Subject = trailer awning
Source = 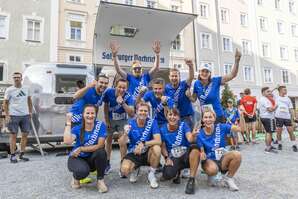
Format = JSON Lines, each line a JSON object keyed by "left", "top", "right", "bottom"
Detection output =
{"left": 94, "top": 1, "right": 197, "bottom": 68}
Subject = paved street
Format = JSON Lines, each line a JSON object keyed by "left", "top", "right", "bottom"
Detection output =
{"left": 1, "top": 138, "right": 298, "bottom": 199}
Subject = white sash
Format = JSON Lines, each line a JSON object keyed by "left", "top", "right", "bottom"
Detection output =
{"left": 170, "top": 122, "right": 187, "bottom": 158}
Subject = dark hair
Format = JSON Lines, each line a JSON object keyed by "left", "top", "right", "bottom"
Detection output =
{"left": 197, "top": 72, "right": 211, "bottom": 83}
{"left": 13, "top": 72, "right": 22, "bottom": 77}
{"left": 76, "top": 80, "right": 85, "bottom": 89}
{"left": 169, "top": 68, "right": 180, "bottom": 75}
{"left": 244, "top": 88, "right": 251, "bottom": 95}
{"left": 97, "top": 73, "right": 109, "bottom": 80}
{"left": 166, "top": 107, "right": 180, "bottom": 117}
{"left": 136, "top": 101, "right": 150, "bottom": 112}
{"left": 278, "top": 85, "right": 286, "bottom": 92}
{"left": 115, "top": 78, "right": 128, "bottom": 86}
{"left": 151, "top": 78, "right": 165, "bottom": 86}
{"left": 80, "top": 104, "right": 98, "bottom": 144}
{"left": 261, "top": 87, "right": 270, "bottom": 94}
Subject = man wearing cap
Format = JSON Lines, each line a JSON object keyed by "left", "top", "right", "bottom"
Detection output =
{"left": 110, "top": 41, "right": 161, "bottom": 100}
{"left": 224, "top": 99, "right": 240, "bottom": 150}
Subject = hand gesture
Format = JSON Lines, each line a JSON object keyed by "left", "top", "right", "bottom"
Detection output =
{"left": 161, "top": 96, "right": 168, "bottom": 104}
{"left": 235, "top": 48, "right": 242, "bottom": 61}
{"left": 185, "top": 89, "right": 192, "bottom": 98}
{"left": 185, "top": 59, "right": 193, "bottom": 68}
{"left": 124, "top": 124, "right": 131, "bottom": 135}
{"left": 110, "top": 41, "right": 120, "bottom": 57}
{"left": 200, "top": 152, "right": 206, "bottom": 161}
{"left": 152, "top": 40, "right": 161, "bottom": 54}
{"left": 139, "top": 86, "right": 148, "bottom": 95}
{"left": 116, "top": 95, "right": 124, "bottom": 105}
{"left": 72, "top": 147, "right": 81, "bottom": 157}
{"left": 66, "top": 113, "right": 72, "bottom": 124}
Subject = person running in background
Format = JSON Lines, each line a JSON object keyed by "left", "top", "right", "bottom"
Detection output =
{"left": 69, "top": 74, "right": 109, "bottom": 127}
{"left": 259, "top": 87, "right": 278, "bottom": 154}
{"left": 103, "top": 78, "right": 135, "bottom": 174}
{"left": 197, "top": 109, "right": 242, "bottom": 191}
{"left": 161, "top": 108, "right": 200, "bottom": 194}
{"left": 110, "top": 41, "right": 160, "bottom": 100}
{"left": 64, "top": 105, "right": 108, "bottom": 193}
{"left": 189, "top": 49, "right": 242, "bottom": 123}
{"left": 240, "top": 88, "right": 257, "bottom": 144}
{"left": 165, "top": 59, "right": 194, "bottom": 129}
{"left": 224, "top": 99, "right": 240, "bottom": 150}
{"left": 120, "top": 102, "right": 161, "bottom": 189}
{"left": 274, "top": 85, "right": 297, "bottom": 152}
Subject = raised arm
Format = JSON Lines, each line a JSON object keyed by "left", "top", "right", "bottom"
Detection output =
{"left": 110, "top": 41, "right": 127, "bottom": 79}
{"left": 149, "top": 41, "right": 161, "bottom": 76}
{"left": 73, "top": 80, "right": 96, "bottom": 100}
{"left": 222, "top": 48, "right": 242, "bottom": 84}
{"left": 185, "top": 59, "right": 194, "bottom": 86}
{"left": 63, "top": 113, "right": 75, "bottom": 145}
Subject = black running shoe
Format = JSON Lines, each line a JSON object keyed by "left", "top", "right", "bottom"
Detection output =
{"left": 185, "top": 177, "right": 195, "bottom": 194}
{"left": 10, "top": 154, "right": 18, "bottom": 163}
{"left": 19, "top": 152, "right": 29, "bottom": 162}
{"left": 173, "top": 171, "right": 181, "bottom": 184}
{"left": 292, "top": 145, "right": 298, "bottom": 152}
{"left": 278, "top": 144, "right": 282, "bottom": 150}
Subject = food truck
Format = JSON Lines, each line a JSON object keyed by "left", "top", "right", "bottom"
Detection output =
{"left": 0, "top": 1, "right": 196, "bottom": 150}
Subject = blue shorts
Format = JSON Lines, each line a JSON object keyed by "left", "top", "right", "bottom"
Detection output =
{"left": 8, "top": 115, "right": 31, "bottom": 134}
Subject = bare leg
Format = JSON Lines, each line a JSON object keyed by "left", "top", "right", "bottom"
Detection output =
{"left": 105, "top": 135, "right": 113, "bottom": 161}
{"left": 118, "top": 133, "right": 127, "bottom": 160}
{"left": 20, "top": 133, "right": 28, "bottom": 153}
{"left": 221, "top": 151, "right": 242, "bottom": 177}
{"left": 10, "top": 133, "right": 17, "bottom": 154}
{"left": 148, "top": 145, "right": 161, "bottom": 168}
{"left": 189, "top": 149, "right": 200, "bottom": 177}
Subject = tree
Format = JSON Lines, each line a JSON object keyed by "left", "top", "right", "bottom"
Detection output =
{"left": 221, "top": 84, "right": 236, "bottom": 108}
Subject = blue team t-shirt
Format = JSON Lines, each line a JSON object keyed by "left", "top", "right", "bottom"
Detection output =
{"left": 165, "top": 80, "right": 194, "bottom": 117}
{"left": 160, "top": 122, "right": 191, "bottom": 154}
{"left": 197, "top": 123, "right": 231, "bottom": 160}
{"left": 223, "top": 108, "right": 240, "bottom": 125}
{"left": 127, "top": 73, "right": 151, "bottom": 99}
{"left": 103, "top": 88, "right": 134, "bottom": 120}
{"left": 69, "top": 87, "right": 103, "bottom": 115}
{"left": 143, "top": 91, "right": 174, "bottom": 125}
{"left": 193, "top": 76, "right": 223, "bottom": 118}
{"left": 71, "top": 120, "right": 106, "bottom": 158}
{"left": 127, "top": 118, "right": 160, "bottom": 153}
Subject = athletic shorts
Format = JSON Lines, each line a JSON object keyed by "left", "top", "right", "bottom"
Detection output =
{"left": 260, "top": 118, "right": 276, "bottom": 133}
{"left": 244, "top": 115, "right": 256, "bottom": 123}
{"left": 201, "top": 156, "right": 228, "bottom": 174}
{"left": 107, "top": 119, "right": 127, "bottom": 135}
{"left": 168, "top": 145, "right": 198, "bottom": 169}
{"left": 7, "top": 115, "right": 31, "bottom": 134}
{"left": 275, "top": 117, "right": 292, "bottom": 128}
{"left": 123, "top": 150, "right": 150, "bottom": 168}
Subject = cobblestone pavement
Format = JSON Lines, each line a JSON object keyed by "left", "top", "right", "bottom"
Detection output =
{"left": 0, "top": 139, "right": 298, "bottom": 199}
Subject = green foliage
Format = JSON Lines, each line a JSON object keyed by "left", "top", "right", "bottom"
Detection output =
{"left": 221, "top": 84, "right": 236, "bottom": 108}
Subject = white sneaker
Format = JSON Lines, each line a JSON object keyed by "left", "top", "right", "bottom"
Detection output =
{"left": 223, "top": 176, "right": 239, "bottom": 191}
{"left": 97, "top": 179, "right": 108, "bottom": 193}
{"left": 181, "top": 168, "right": 190, "bottom": 178}
{"left": 148, "top": 171, "right": 159, "bottom": 189}
{"left": 129, "top": 168, "right": 140, "bottom": 183}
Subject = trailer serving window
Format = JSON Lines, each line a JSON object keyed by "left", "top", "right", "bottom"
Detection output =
{"left": 55, "top": 74, "right": 86, "bottom": 94}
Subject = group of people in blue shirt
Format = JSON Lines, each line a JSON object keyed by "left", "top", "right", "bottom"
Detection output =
{"left": 63, "top": 40, "right": 243, "bottom": 194}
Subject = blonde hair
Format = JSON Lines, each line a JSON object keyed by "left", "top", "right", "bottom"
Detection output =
{"left": 202, "top": 108, "right": 216, "bottom": 119}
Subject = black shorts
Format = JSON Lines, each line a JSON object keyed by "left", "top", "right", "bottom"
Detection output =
{"left": 123, "top": 150, "right": 150, "bottom": 168}
{"left": 275, "top": 118, "right": 292, "bottom": 128}
{"left": 201, "top": 156, "right": 228, "bottom": 174}
{"left": 169, "top": 145, "right": 198, "bottom": 168}
{"left": 244, "top": 115, "right": 256, "bottom": 123}
{"left": 8, "top": 115, "right": 31, "bottom": 134}
{"left": 260, "top": 118, "right": 276, "bottom": 133}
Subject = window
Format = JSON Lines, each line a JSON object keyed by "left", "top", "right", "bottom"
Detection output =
{"left": 223, "top": 36, "right": 232, "bottom": 52}
{"left": 68, "top": 0, "right": 81, "bottom": 3}
{"left": 277, "top": 21, "right": 285, "bottom": 34}
{"left": 171, "top": 5, "right": 179, "bottom": 12}
{"left": 146, "top": 0, "right": 156, "bottom": 8}
{"left": 0, "top": 63, "right": 4, "bottom": 81}
{"left": 199, "top": 3, "right": 209, "bottom": 18}
{"left": 124, "top": 0, "right": 133, "bottom": 5}
{"left": 291, "top": 24, "right": 298, "bottom": 37}
{"left": 294, "top": 48, "right": 298, "bottom": 62}
{"left": 172, "top": 34, "right": 181, "bottom": 50}
{"left": 259, "top": 17, "right": 268, "bottom": 31}
{"left": 242, "top": 40, "right": 251, "bottom": 55}
{"left": 70, "top": 21, "right": 82, "bottom": 40}
{"left": 281, "top": 70, "right": 290, "bottom": 84}
{"left": 200, "top": 33, "right": 212, "bottom": 49}
{"left": 243, "top": 66, "right": 253, "bottom": 81}
{"left": 280, "top": 46, "right": 288, "bottom": 60}
{"left": 275, "top": 0, "right": 281, "bottom": 9}
{"left": 221, "top": 8, "right": 229, "bottom": 24}
{"left": 258, "top": 0, "right": 263, "bottom": 5}
{"left": 263, "top": 68, "right": 273, "bottom": 83}
{"left": 262, "top": 43, "right": 270, "bottom": 57}
{"left": 173, "top": 63, "right": 182, "bottom": 69}
{"left": 0, "top": 15, "right": 9, "bottom": 39}
{"left": 69, "top": 55, "right": 81, "bottom": 63}
{"left": 289, "top": 1, "right": 295, "bottom": 13}
{"left": 26, "top": 19, "right": 41, "bottom": 42}
{"left": 240, "top": 13, "right": 248, "bottom": 26}
{"left": 223, "top": 63, "right": 232, "bottom": 75}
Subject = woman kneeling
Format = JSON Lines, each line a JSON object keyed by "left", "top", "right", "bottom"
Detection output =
{"left": 161, "top": 108, "right": 200, "bottom": 194}
{"left": 197, "top": 109, "right": 242, "bottom": 191}
{"left": 120, "top": 102, "right": 161, "bottom": 189}
{"left": 64, "top": 104, "right": 108, "bottom": 193}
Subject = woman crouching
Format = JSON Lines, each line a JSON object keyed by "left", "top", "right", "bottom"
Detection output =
{"left": 64, "top": 104, "right": 108, "bottom": 193}
{"left": 197, "top": 109, "right": 241, "bottom": 191}
{"left": 161, "top": 108, "right": 200, "bottom": 194}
